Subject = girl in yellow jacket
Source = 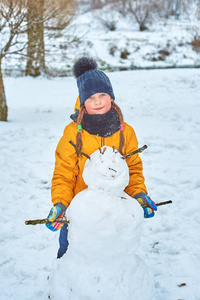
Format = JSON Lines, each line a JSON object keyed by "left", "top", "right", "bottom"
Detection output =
{"left": 46, "top": 57, "right": 157, "bottom": 258}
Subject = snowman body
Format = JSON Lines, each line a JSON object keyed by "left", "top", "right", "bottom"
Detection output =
{"left": 48, "top": 147, "right": 154, "bottom": 300}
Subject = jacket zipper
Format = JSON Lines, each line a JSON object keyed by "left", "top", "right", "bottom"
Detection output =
{"left": 101, "top": 137, "right": 105, "bottom": 147}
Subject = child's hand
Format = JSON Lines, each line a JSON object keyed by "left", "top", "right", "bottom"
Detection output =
{"left": 136, "top": 195, "right": 157, "bottom": 218}
{"left": 46, "top": 206, "right": 65, "bottom": 231}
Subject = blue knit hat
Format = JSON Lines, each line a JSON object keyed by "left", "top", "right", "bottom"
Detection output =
{"left": 73, "top": 57, "right": 115, "bottom": 105}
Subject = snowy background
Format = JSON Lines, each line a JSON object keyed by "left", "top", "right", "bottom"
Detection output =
{"left": 0, "top": 67, "right": 200, "bottom": 299}
{"left": 2, "top": 5, "right": 200, "bottom": 76}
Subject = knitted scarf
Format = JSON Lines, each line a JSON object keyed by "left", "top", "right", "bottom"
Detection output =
{"left": 70, "top": 109, "right": 120, "bottom": 137}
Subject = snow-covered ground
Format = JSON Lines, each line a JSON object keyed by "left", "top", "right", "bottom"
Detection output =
{"left": 0, "top": 67, "right": 200, "bottom": 299}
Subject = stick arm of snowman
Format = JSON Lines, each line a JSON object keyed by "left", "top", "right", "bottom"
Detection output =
{"left": 25, "top": 201, "right": 172, "bottom": 225}
{"left": 122, "top": 144, "right": 148, "bottom": 159}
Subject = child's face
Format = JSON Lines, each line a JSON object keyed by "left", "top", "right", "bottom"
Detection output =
{"left": 84, "top": 93, "right": 113, "bottom": 114}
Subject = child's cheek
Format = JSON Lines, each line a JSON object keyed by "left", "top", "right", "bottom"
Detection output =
{"left": 85, "top": 103, "right": 93, "bottom": 114}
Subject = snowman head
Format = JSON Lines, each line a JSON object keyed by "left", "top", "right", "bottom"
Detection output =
{"left": 83, "top": 147, "right": 129, "bottom": 193}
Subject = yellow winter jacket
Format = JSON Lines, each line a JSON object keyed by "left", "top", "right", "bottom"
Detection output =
{"left": 51, "top": 103, "right": 147, "bottom": 207}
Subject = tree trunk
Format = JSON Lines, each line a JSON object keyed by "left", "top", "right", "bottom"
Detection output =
{"left": 26, "top": 0, "right": 45, "bottom": 77}
{"left": 0, "top": 58, "right": 8, "bottom": 122}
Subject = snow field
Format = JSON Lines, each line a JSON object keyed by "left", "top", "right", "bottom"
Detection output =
{"left": 0, "top": 68, "right": 200, "bottom": 299}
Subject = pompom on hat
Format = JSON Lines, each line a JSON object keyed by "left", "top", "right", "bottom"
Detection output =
{"left": 73, "top": 57, "right": 115, "bottom": 105}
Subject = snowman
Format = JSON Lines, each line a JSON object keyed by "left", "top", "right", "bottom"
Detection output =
{"left": 48, "top": 146, "right": 154, "bottom": 300}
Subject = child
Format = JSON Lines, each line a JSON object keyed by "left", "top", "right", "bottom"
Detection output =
{"left": 46, "top": 57, "right": 157, "bottom": 258}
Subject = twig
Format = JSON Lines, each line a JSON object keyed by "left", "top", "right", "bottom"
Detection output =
{"left": 69, "top": 140, "right": 90, "bottom": 159}
{"left": 122, "top": 145, "right": 147, "bottom": 159}
{"left": 177, "top": 283, "right": 186, "bottom": 287}
{"left": 142, "top": 200, "right": 172, "bottom": 208}
{"left": 25, "top": 217, "right": 69, "bottom": 225}
{"left": 155, "top": 200, "right": 172, "bottom": 207}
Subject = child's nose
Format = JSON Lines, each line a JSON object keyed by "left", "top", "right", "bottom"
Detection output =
{"left": 94, "top": 97, "right": 101, "bottom": 104}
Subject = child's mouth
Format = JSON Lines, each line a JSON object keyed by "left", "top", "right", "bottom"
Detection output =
{"left": 94, "top": 107, "right": 104, "bottom": 110}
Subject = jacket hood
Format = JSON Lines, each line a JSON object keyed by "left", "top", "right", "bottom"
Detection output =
{"left": 74, "top": 96, "right": 81, "bottom": 112}
{"left": 70, "top": 96, "right": 80, "bottom": 123}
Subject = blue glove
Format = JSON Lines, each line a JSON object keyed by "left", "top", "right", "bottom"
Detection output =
{"left": 136, "top": 195, "right": 157, "bottom": 218}
{"left": 46, "top": 206, "right": 65, "bottom": 232}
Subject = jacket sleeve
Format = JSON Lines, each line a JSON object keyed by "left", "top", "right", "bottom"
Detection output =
{"left": 51, "top": 123, "right": 79, "bottom": 208}
{"left": 124, "top": 124, "right": 148, "bottom": 197}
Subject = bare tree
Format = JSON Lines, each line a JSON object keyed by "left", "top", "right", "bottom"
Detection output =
{"left": 128, "top": 0, "right": 162, "bottom": 31}
{"left": 188, "top": 0, "right": 200, "bottom": 52}
{"left": 26, "top": 0, "right": 45, "bottom": 76}
{"left": 26, "top": 0, "right": 76, "bottom": 77}
{"left": 0, "top": 0, "right": 76, "bottom": 121}
{"left": 0, "top": 0, "right": 27, "bottom": 121}
{"left": 165, "top": 0, "right": 182, "bottom": 18}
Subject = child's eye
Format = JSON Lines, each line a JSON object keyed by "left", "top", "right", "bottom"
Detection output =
{"left": 101, "top": 93, "right": 106, "bottom": 97}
